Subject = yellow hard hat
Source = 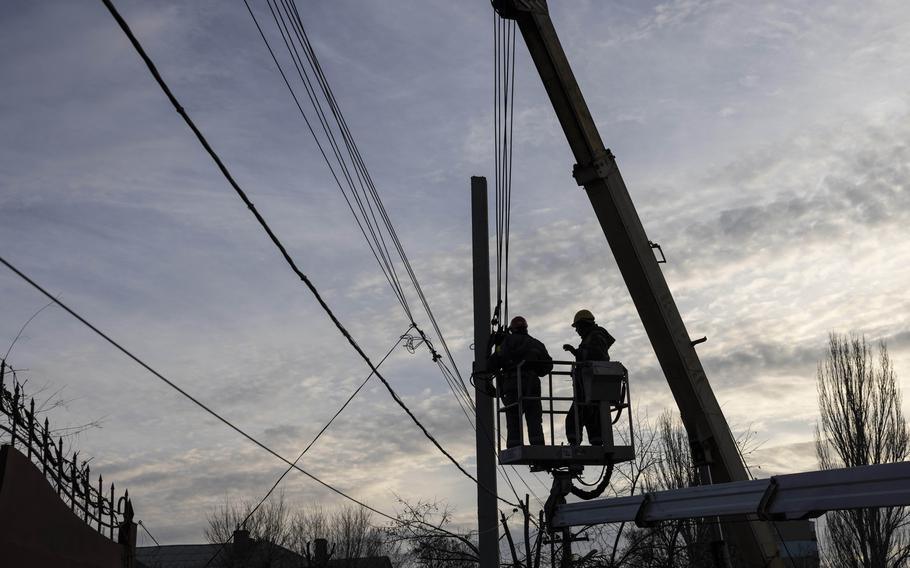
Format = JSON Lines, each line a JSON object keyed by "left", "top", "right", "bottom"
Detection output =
{"left": 572, "top": 309, "right": 595, "bottom": 327}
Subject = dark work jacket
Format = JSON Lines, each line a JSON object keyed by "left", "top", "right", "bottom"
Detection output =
{"left": 572, "top": 324, "right": 615, "bottom": 362}
{"left": 488, "top": 332, "right": 552, "bottom": 385}
{"left": 570, "top": 324, "right": 615, "bottom": 400}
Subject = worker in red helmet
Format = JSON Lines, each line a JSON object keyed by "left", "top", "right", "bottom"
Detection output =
{"left": 563, "top": 309, "right": 615, "bottom": 445}
{"left": 488, "top": 315, "right": 553, "bottom": 447}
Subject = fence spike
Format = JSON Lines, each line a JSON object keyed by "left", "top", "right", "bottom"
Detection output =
{"left": 56, "top": 437, "right": 64, "bottom": 496}
{"left": 11, "top": 383, "right": 19, "bottom": 448}
{"left": 42, "top": 417, "right": 50, "bottom": 474}
{"left": 71, "top": 451, "right": 79, "bottom": 512}
{"left": 98, "top": 474, "right": 104, "bottom": 530}
{"left": 27, "top": 397, "right": 35, "bottom": 460}
{"left": 84, "top": 464, "right": 91, "bottom": 521}
{"left": 110, "top": 483, "right": 116, "bottom": 539}
{"left": 0, "top": 369, "right": 125, "bottom": 543}
{"left": 0, "top": 360, "right": 6, "bottom": 408}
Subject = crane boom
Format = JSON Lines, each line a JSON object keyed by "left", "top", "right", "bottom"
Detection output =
{"left": 553, "top": 461, "right": 910, "bottom": 529}
{"left": 491, "top": 1, "right": 783, "bottom": 565}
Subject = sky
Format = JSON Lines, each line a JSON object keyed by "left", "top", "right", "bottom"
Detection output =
{"left": 2, "top": 0, "right": 910, "bottom": 546}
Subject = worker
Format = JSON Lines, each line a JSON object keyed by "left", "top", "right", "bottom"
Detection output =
{"left": 562, "top": 309, "right": 615, "bottom": 445}
{"left": 488, "top": 315, "right": 552, "bottom": 447}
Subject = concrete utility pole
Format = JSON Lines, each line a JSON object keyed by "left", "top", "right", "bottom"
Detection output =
{"left": 471, "top": 176, "right": 499, "bottom": 568}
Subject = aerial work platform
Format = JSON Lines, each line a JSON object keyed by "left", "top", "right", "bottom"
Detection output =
{"left": 495, "top": 360, "right": 634, "bottom": 468}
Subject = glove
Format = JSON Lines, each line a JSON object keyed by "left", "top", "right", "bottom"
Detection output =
{"left": 562, "top": 344, "right": 576, "bottom": 354}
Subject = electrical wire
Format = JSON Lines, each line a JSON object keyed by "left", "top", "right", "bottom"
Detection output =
{"left": 251, "top": 2, "right": 545, "bottom": 510}
{"left": 244, "top": 0, "right": 477, "bottom": 436}
{"left": 493, "top": 12, "right": 517, "bottom": 328}
{"left": 273, "top": 0, "right": 473, "bottom": 403}
{"left": 574, "top": 466, "right": 608, "bottom": 488}
{"left": 97, "top": 0, "right": 515, "bottom": 507}
{"left": 137, "top": 520, "right": 160, "bottom": 547}
{"left": 488, "top": 10, "right": 549, "bottom": 509}
{"left": 570, "top": 464, "right": 614, "bottom": 500}
{"left": 202, "top": 328, "right": 411, "bottom": 567}
{"left": 247, "top": 0, "right": 545, "bottom": 508}
{"left": 0, "top": 255, "right": 395, "bottom": 519}
{"left": 280, "top": 0, "right": 476, "bottom": 418}
{"left": 0, "top": 254, "right": 480, "bottom": 546}
{"left": 771, "top": 520, "right": 798, "bottom": 568}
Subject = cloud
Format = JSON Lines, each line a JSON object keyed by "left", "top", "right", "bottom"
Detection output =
{"left": 4, "top": 0, "right": 910, "bottom": 546}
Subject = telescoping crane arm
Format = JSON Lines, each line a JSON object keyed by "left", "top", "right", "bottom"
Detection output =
{"left": 491, "top": 1, "right": 783, "bottom": 565}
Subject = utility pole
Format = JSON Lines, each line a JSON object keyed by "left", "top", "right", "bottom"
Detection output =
{"left": 471, "top": 176, "right": 499, "bottom": 568}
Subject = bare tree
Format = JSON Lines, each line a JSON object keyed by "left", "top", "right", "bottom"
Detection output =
{"left": 611, "top": 411, "right": 714, "bottom": 568}
{"left": 815, "top": 334, "right": 910, "bottom": 567}
{"left": 206, "top": 497, "right": 402, "bottom": 567}
{"left": 578, "top": 410, "right": 662, "bottom": 567}
{"left": 206, "top": 494, "right": 294, "bottom": 566}
{"left": 386, "top": 499, "right": 478, "bottom": 568}
{"left": 554, "top": 410, "right": 716, "bottom": 567}
{"left": 296, "top": 505, "right": 400, "bottom": 567}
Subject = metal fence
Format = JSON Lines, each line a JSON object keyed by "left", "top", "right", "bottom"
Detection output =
{"left": 0, "top": 359, "right": 133, "bottom": 541}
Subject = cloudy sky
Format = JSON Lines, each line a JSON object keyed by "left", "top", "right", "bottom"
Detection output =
{"left": 2, "top": 0, "right": 910, "bottom": 545}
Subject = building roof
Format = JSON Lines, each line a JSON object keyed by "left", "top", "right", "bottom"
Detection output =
{"left": 328, "top": 558, "right": 393, "bottom": 568}
{"left": 136, "top": 541, "right": 300, "bottom": 568}
{"left": 136, "top": 544, "right": 228, "bottom": 568}
{"left": 136, "top": 544, "right": 394, "bottom": 568}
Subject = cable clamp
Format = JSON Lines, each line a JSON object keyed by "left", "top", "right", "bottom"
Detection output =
{"left": 572, "top": 149, "right": 618, "bottom": 187}
{"left": 634, "top": 493, "right": 655, "bottom": 528}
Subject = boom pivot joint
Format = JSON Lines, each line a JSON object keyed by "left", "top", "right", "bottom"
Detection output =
{"left": 572, "top": 150, "right": 618, "bottom": 187}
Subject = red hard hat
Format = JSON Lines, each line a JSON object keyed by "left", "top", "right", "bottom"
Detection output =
{"left": 509, "top": 316, "right": 528, "bottom": 331}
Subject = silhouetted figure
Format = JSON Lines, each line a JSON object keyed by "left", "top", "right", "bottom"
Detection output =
{"left": 489, "top": 316, "right": 552, "bottom": 447}
{"left": 563, "top": 309, "right": 615, "bottom": 445}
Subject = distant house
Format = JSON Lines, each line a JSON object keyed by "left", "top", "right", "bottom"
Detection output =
{"left": 136, "top": 530, "right": 393, "bottom": 568}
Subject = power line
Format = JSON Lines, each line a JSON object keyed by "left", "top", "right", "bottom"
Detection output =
{"left": 0, "top": 255, "right": 391, "bottom": 518}
{"left": 247, "top": 0, "right": 476, "bottom": 420}
{"left": 493, "top": 12, "right": 517, "bottom": 327}
{"left": 97, "top": 0, "right": 513, "bottom": 507}
{"left": 0, "top": 254, "right": 479, "bottom": 546}
{"left": 203, "top": 328, "right": 411, "bottom": 567}
{"left": 244, "top": 0, "right": 477, "bottom": 434}
{"left": 261, "top": 1, "right": 552, "bottom": 507}
{"left": 137, "top": 520, "right": 160, "bottom": 547}
{"left": 271, "top": 0, "right": 545, "bottom": 512}
{"left": 245, "top": 2, "right": 550, "bottom": 511}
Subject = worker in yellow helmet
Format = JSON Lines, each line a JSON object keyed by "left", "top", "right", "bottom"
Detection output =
{"left": 563, "top": 309, "right": 615, "bottom": 445}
